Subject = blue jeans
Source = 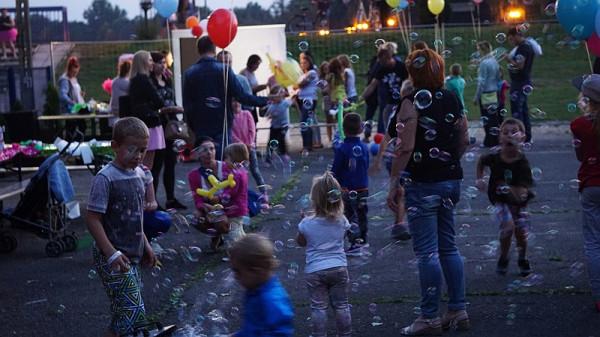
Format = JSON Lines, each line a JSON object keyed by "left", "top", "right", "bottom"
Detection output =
{"left": 510, "top": 84, "right": 531, "bottom": 142}
{"left": 405, "top": 180, "right": 466, "bottom": 318}
{"left": 248, "top": 148, "right": 266, "bottom": 193}
{"left": 581, "top": 186, "right": 600, "bottom": 301}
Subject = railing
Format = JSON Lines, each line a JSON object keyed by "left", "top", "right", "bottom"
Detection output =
{"left": 7, "top": 6, "right": 69, "bottom": 43}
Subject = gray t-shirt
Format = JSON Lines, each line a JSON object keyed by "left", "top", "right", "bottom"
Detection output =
{"left": 344, "top": 68, "right": 357, "bottom": 98}
{"left": 298, "top": 215, "right": 350, "bottom": 274}
{"left": 87, "top": 162, "right": 152, "bottom": 260}
{"left": 267, "top": 99, "right": 291, "bottom": 129}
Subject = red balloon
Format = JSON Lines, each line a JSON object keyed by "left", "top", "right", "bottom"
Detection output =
{"left": 373, "top": 133, "right": 384, "bottom": 144}
{"left": 587, "top": 32, "right": 600, "bottom": 58}
{"left": 207, "top": 9, "right": 238, "bottom": 49}
{"left": 191, "top": 25, "right": 203, "bottom": 38}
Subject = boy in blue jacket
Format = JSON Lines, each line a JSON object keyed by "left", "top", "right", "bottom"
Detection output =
{"left": 331, "top": 113, "right": 370, "bottom": 255}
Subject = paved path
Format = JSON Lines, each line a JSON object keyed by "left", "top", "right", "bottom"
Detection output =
{"left": 0, "top": 123, "right": 598, "bottom": 336}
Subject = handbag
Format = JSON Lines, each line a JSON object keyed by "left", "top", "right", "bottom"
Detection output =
{"left": 164, "top": 119, "right": 195, "bottom": 145}
{"left": 481, "top": 91, "right": 499, "bottom": 106}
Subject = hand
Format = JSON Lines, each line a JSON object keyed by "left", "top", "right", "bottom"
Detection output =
{"left": 387, "top": 179, "right": 401, "bottom": 212}
{"left": 142, "top": 244, "right": 157, "bottom": 268}
{"left": 476, "top": 178, "right": 487, "bottom": 192}
{"left": 144, "top": 200, "right": 158, "bottom": 211}
{"left": 109, "top": 252, "right": 131, "bottom": 272}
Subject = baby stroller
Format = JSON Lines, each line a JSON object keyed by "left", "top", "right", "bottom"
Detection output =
{"left": 0, "top": 141, "right": 79, "bottom": 257}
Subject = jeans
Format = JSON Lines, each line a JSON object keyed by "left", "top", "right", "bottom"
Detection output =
{"left": 343, "top": 190, "right": 369, "bottom": 243}
{"left": 479, "top": 98, "right": 503, "bottom": 148}
{"left": 306, "top": 267, "right": 352, "bottom": 337}
{"left": 405, "top": 180, "right": 466, "bottom": 318}
{"left": 510, "top": 84, "right": 531, "bottom": 142}
{"left": 581, "top": 187, "right": 600, "bottom": 301}
{"left": 248, "top": 148, "right": 266, "bottom": 194}
{"left": 298, "top": 98, "right": 315, "bottom": 150}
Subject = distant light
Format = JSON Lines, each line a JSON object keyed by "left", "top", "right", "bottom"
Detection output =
{"left": 318, "top": 29, "right": 330, "bottom": 36}
{"left": 386, "top": 17, "right": 396, "bottom": 27}
{"left": 505, "top": 7, "right": 525, "bottom": 22}
{"left": 298, "top": 32, "right": 307, "bottom": 37}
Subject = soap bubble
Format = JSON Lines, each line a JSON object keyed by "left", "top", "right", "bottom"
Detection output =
{"left": 371, "top": 315, "right": 383, "bottom": 327}
{"left": 569, "top": 262, "right": 585, "bottom": 277}
{"left": 414, "top": 89, "right": 433, "bottom": 110}
{"left": 88, "top": 269, "right": 97, "bottom": 280}
{"left": 298, "top": 41, "right": 309, "bottom": 52}
{"left": 444, "top": 113, "right": 455, "bottom": 123}
{"left": 531, "top": 167, "right": 543, "bottom": 181}
{"left": 274, "top": 240, "right": 284, "bottom": 252}
{"left": 465, "top": 152, "right": 475, "bottom": 162}
{"left": 374, "top": 38, "right": 386, "bottom": 48}
{"left": 435, "top": 91, "right": 443, "bottom": 99}
{"left": 287, "top": 262, "right": 299, "bottom": 279}
{"left": 489, "top": 127, "right": 500, "bottom": 136}
{"left": 269, "top": 139, "right": 279, "bottom": 150}
{"left": 572, "top": 139, "right": 582, "bottom": 148}
{"left": 517, "top": 22, "right": 530, "bottom": 34}
{"left": 172, "top": 139, "right": 187, "bottom": 152}
{"left": 206, "top": 292, "right": 218, "bottom": 305}
{"left": 353, "top": 40, "right": 364, "bottom": 48}
{"left": 495, "top": 33, "right": 506, "bottom": 44}
{"left": 451, "top": 36, "right": 463, "bottom": 45}
{"left": 567, "top": 103, "right": 577, "bottom": 113}
{"left": 571, "top": 25, "right": 585, "bottom": 39}
{"left": 56, "top": 304, "right": 66, "bottom": 314}
{"left": 369, "top": 303, "right": 377, "bottom": 314}
{"left": 424, "top": 129, "right": 437, "bottom": 141}
{"left": 204, "top": 271, "right": 215, "bottom": 283}
{"left": 540, "top": 205, "right": 551, "bottom": 214}
{"left": 544, "top": 3, "right": 556, "bottom": 16}
{"left": 409, "top": 32, "right": 419, "bottom": 41}
{"left": 429, "top": 147, "right": 440, "bottom": 159}
{"left": 352, "top": 145, "right": 363, "bottom": 157}
{"left": 433, "top": 39, "right": 443, "bottom": 49}
{"left": 350, "top": 54, "right": 360, "bottom": 63}
{"left": 348, "top": 190, "right": 358, "bottom": 200}
{"left": 569, "top": 179, "right": 581, "bottom": 189}
{"left": 441, "top": 49, "right": 452, "bottom": 59}
{"left": 359, "top": 274, "right": 371, "bottom": 284}
{"left": 522, "top": 85, "right": 534, "bottom": 96}
{"left": 413, "top": 152, "right": 423, "bottom": 162}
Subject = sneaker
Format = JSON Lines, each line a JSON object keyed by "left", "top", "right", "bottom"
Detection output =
{"left": 345, "top": 242, "right": 369, "bottom": 257}
{"left": 391, "top": 223, "right": 412, "bottom": 241}
{"left": 166, "top": 199, "right": 187, "bottom": 210}
{"left": 441, "top": 310, "right": 470, "bottom": 331}
{"left": 496, "top": 257, "right": 509, "bottom": 275}
{"left": 518, "top": 259, "right": 532, "bottom": 277}
{"left": 400, "top": 316, "right": 442, "bottom": 336}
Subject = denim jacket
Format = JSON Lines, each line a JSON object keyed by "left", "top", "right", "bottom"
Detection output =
{"left": 475, "top": 54, "right": 500, "bottom": 101}
{"left": 183, "top": 57, "right": 268, "bottom": 139}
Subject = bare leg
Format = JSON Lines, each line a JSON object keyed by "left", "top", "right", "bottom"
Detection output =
{"left": 1, "top": 42, "right": 6, "bottom": 58}
{"left": 9, "top": 41, "right": 16, "bottom": 58}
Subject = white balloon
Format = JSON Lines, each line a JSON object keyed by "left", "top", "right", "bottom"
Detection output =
{"left": 199, "top": 19, "right": 208, "bottom": 34}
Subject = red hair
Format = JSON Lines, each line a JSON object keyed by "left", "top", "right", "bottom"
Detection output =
{"left": 405, "top": 49, "right": 445, "bottom": 91}
{"left": 66, "top": 56, "right": 80, "bottom": 72}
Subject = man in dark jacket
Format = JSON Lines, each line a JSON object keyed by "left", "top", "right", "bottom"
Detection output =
{"left": 183, "top": 36, "right": 268, "bottom": 159}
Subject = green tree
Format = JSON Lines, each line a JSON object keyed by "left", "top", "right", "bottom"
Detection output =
{"left": 234, "top": 2, "right": 276, "bottom": 26}
{"left": 83, "top": 0, "right": 129, "bottom": 40}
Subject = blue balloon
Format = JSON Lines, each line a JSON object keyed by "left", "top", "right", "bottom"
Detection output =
{"left": 154, "top": 0, "right": 178, "bottom": 18}
{"left": 399, "top": 0, "right": 409, "bottom": 10}
{"left": 556, "top": 0, "right": 598, "bottom": 40}
{"left": 369, "top": 142, "right": 380, "bottom": 156}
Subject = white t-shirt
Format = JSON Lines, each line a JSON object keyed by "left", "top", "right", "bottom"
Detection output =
{"left": 344, "top": 68, "right": 357, "bottom": 98}
{"left": 298, "top": 215, "right": 350, "bottom": 274}
{"left": 69, "top": 77, "right": 85, "bottom": 104}
{"left": 298, "top": 69, "right": 319, "bottom": 101}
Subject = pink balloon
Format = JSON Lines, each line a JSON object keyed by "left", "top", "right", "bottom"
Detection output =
{"left": 587, "top": 32, "right": 600, "bottom": 57}
{"left": 102, "top": 78, "right": 113, "bottom": 95}
{"left": 473, "top": 0, "right": 483, "bottom": 4}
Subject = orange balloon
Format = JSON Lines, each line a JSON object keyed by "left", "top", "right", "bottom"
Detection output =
{"left": 185, "top": 16, "right": 200, "bottom": 29}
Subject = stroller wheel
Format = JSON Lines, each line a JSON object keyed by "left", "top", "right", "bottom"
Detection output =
{"left": 61, "top": 234, "right": 78, "bottom": 252}
{"left": 45, "top": 240, "right": 63, "bottom": 257}
{"left": 0, "top": 232, "right": 17, "bottom": 253}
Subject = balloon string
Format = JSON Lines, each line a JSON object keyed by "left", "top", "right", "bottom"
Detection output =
{"left": 407, "top": 5, "right": 412, "bottom": 32}
{"left": 470, "top": 9, "right": 477, "bottom": 42}
{"left": 166, "top": 20, "right": 172, "bottom": 56}
{"left": 396, "top": 11, "right": 409, "bottom": 52}
{"left": 585, "top": 41, "right": 594, "bottom": 74}
{"left": 476, "top": 4, "right": 481, "bottom": 39}
{"left": 441, "top": 22, "right": 445, "bottom": 52}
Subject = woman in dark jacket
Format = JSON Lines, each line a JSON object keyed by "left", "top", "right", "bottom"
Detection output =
{"left": 129, "top": 50, "right": 165, "bottom": 170}
{"left": 149, "top": 51, "right": 186, "bottom": 210}
{"left": 387, "top": 48, "right": 470, "bottom": 335}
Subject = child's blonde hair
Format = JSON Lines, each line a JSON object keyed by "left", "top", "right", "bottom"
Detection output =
{"left": 224, "top": 143, "right": 249, "bottom": 164}
{"left": 113, "top": 117, "right": 149, "bottom": 144}
{"left": 229, "top": 234, "right": 279, "bottom": 271}
{"left": 311, "top": 171, "right": 344, "bottom": 219}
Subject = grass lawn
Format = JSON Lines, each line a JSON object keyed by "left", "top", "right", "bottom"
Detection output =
{"left": 68, "top": 23, "right": 588, "bottom": 122}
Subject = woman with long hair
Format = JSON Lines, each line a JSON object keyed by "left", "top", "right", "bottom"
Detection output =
{"left": 57, "top": 56, "right": 87, "bottom": 139}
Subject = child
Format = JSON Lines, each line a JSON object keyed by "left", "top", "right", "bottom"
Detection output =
{"left": 188, "top": 137, "right": 243, "bottom": 250}
{"left": 296, "top": 172, "right": 352, "bottom": 337}
{"left": 86, "top": 117, "right": 157, "bottom": 337}
{"left": 231, "top": 98, "right": 269, "bottom": 207}
{"left": 331, "top": 113, "right": 369, "bottom": 254}
{"left": 229, "top": 234, "right": 294, "bottom": 337}
{"left": 498, "top": 68, "right": 510, "bottom": 112}
{"left": 222, "top": 143, "right": 250, "bottom": 242}
{"left": 265, "top": 85, "right": 291, "bottom": 163}
{"left": 338, "top": 54, "right": 358, "bottom": 103}
{"left": 326, "top": 57, "right": 347, "bottom": 118}
{"left": 445, "top": 63, "right": 466, "bottom": 109}
{"left": 476, "top": 118, "right": 534, "bottom": 276}
{"left": 570, "top": 74, "right": 600, "bottom": 312}
{"left": 318, "top": 61, "right": 335, "bottom": 142}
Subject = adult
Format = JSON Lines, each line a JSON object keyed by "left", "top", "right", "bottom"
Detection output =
{"left": 129, "top": 50, "right": 165, "bottom": 170}
{"left": 570, "top": 74, "right": 600, "bottom": 313}
{"left": 240, "top": 54, "right": 268, "bottom": 123}
{"left": 217, "top": 50, "right": 268, "bottom": 198}
{"left": 0, "top": 8, "right": 17, "bottom": 59}
{"left": 363, "top": 55, "right": 380, "bottom": 142}
{"left": 149, "top": 51, "right": 186, "bottom": 210}
{"left": 360, "top": 42, "right": 408, "bottom": 134}
{"left": 57, "top": 56, "right": 86, "bottom": 139}
{"left": 183, "top": 36, "right": 267, "bottom": 159}
{"left": 387, "top": 48, "right": 470, "bottom": 335}
{"left": 507, "top": 27, "right": 535, "bottom": 143}
{"left": 297, "top": 54, "right": 321, "bottom": 151}
{"left": 300, "top": 52, "right": 322, "bottom": 148}
{"left": 109, "top": 60, "right": 131, "bottom": 127}
{"left": 474, "top": 41, "right": 502, "bottom": 147}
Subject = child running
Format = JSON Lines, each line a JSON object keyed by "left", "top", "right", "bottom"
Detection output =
{"left": 231, "top": 98, "right": 269, "bottom": 208}
{"left": 86, "top": 117, "right": 157, "bottom": 337}
{"left": 297, "top": 172, "right": 352, "bottom": 337}
{"left": 331, "top": 113, "right": 369, "bottom": 254}
{"left": 229, "top": 234, "right": 294, "bottom": 337}
{"left": 476, "top": 118, "right": 534, "bottom": 276}
{"left": 265, "top": 85, "right": 291, "bottom": 164}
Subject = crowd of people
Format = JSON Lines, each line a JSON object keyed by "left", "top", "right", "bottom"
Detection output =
{"left": 80, "top": 27, "right": 600, "bottom": 337}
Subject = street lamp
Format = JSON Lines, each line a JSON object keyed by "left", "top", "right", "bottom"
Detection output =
{"left": 140, "top": 0, "right": 153, "bottom": 34}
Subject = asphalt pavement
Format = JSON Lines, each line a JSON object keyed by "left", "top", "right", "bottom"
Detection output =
{"left": 0, "top": 122, "right": 599, "bottom": 337}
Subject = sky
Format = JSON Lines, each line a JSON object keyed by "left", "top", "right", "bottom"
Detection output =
{"left": 12, "top": 0, "right": 276, "bottom": 22}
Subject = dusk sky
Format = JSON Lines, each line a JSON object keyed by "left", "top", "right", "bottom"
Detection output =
{"left": 15, "top": 1, "right": 277, "bottom": 21}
